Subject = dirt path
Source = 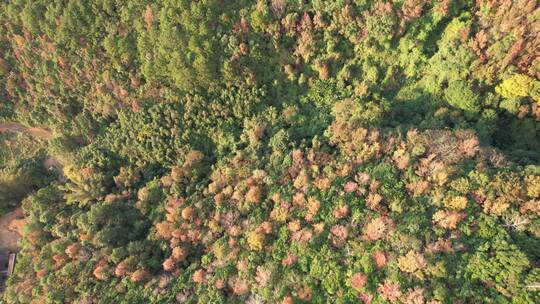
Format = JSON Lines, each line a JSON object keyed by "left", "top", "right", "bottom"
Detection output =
{"left": 0, "top": 122, "right": 53, "bottom": 140}
{"left": 0, "top": 208, "right": 24, "bottom": 252}
{"left": 0, "top": 122, "right": 59, "bottom": 251}
{"left": 0, "top": 122, "right": 60, "bottom": 172}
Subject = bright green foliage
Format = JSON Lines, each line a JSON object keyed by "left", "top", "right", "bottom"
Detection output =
{"left": 138, "top": 0, "right": 223, "bottom": 91}
{"left": 496, "top": 74, "right": 540, "bottom": 102}
{"left": 60, "top": 167, "right": 106, "bottom": 207}
{"left": 467, "top": 239, "right": 530, "bottom": 298}
{"left": 445, "top": 81, "right": 481, "bottom": 114}
{"left": 499, "top": 98, "right": 521, "bottom": 114}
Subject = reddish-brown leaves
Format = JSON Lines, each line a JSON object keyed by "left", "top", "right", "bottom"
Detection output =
{"left": 192, "top": 269, "right": 206, "bottom": 283}
{"left": 344, "top": 181, "right": 359, "bottom": 193}
{"left": 351, "top": 272, "right": 368, "bottom": 289}
{"left": 282, "top": 253, "right": 297, "bottom": 266}
{"left": 143, "top": 6, "right": 155, "bottom": 27}
{"left": 432, "top": 210, "right": 465, "bottom": 229}
{"left": 130, "top": 269, "right": 148, "bottom": 282}
{"left": 377, "top": 279, "right": 402, "bottom": 303}
{"left": 372, "top": 250, "right": 388, "bottom": 268}
{"left": 364, "top": 217, "right": 393, "bottom": 241}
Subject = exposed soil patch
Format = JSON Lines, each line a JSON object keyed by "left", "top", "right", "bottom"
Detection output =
{"left": 0, "top": 123, "right": 26, "bottom": 133}
{"left": 0, "top": 208, "right": 24, "bottom": 252}
{"left": 0, "top": 122, "right": 53, "bottom": 140}
{"left": 0, "top": 122, "right": 62, "bottom": 177}
{"left": 0, "top": 122, "right": 59, "bottom": 251}
{"left": 44, "top": 156, "right": 66, "bottom": 182}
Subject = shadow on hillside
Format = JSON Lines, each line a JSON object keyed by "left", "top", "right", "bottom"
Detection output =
{"left": 384, "top": 87, "right": 540, "bottom": 164}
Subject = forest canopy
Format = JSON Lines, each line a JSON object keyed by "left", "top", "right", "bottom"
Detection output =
{"left": 0, "top": 0, "right": 539, "bottom": 303}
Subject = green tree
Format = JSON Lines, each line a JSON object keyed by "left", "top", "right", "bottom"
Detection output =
{"left": 467, "top": 238, "right": 530, "bottom": 298}
{"left": 445, "top": 81, "right": 481, "bottom": 114}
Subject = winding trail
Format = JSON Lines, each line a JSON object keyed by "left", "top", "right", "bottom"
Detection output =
{"left": 0, "top": 122, "right": 61, "bottom": 251}
{"left": 0, "top": 122, "right": 53, "bottom": 140}
{"left": 0, "top": 122, "right": 61, "bottom": 176}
